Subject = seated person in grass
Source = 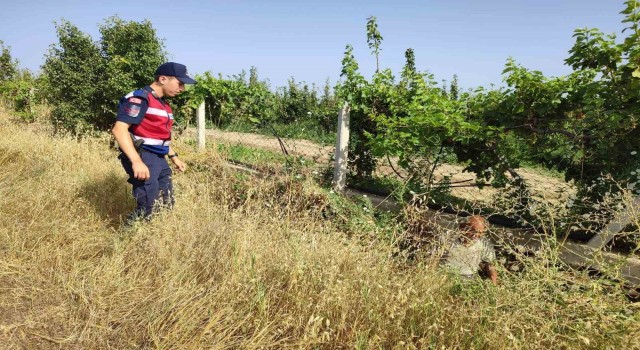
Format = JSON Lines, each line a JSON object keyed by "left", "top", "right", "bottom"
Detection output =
{"left": 442, "top": 215, "right": 498, "bottom": 284}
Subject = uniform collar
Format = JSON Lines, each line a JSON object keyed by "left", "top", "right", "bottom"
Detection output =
{"left": 144, "top": 85, "right": 166, "bottom": 105}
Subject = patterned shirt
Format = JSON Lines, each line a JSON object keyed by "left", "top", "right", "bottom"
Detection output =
{"left": 443, "top": 237, "right": 496, "bottom": 277}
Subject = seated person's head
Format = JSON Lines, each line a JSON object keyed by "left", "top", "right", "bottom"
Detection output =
{"left": 459, "top": 215, "right": 487, "bottom": 241}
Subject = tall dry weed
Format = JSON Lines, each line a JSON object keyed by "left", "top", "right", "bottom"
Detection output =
{"left": 0, "top": 107, "right": 638, "bottom": 349}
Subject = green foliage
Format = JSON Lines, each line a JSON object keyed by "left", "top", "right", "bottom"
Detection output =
{"left": 366, "top": 16, "right": 383, "bottom": 72}
{"left": 371, "top": 67, "right": 474, "bottom": 176}
{"left": 226, "top": 119, "right": 335, "bottom": 145}
{"left": 177, "top": 70, "right": 276, "bottom": 127}
{"left": 0, "top": 70, "right": 43, "bottom": 122}
{"left": 218, "top": 143, "right": 287, "bottom": 166}
{"left": 340, "top": 4, "right": 639, "bottom": 222}
{"left": 0, "top": 42, "right": 40, "bottom": 122}
{"left": 449, "top": 74, "right": 459, "bottom": 101}
{"left": 457, "top": 0, "right": 640, "bottom": 202}
{"left": 0, "top": 40, "right": 18, "bottom": 82}
{"left": 337, "top": 24, "right": 472, "bottom": 188}
{"left": 41, "top": 17, "right": 166, "bottom": 132}
{"left": 336, "top": 44, "right": 377, "bottom": 179}
{"left": 176, "top": 68, "right": 338, "bottom": 143}
{"left": 42, "top": 20, "right": 105, "bottom": 131}
{"left": 275, "top": 78, "right": 325, "bottom": 125}
{"left": 99, "top": 16, "right": 167, "bottom": 117}
{"left": 402, "top": 48, "right": 416, "bottom": 79}
{"left": 319, "top": 78, "right": 339, "bottom": 133}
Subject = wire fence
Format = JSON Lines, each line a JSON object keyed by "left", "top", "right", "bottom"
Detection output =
{"left": 184, "top": 124, "right": 333, "bottom": 169}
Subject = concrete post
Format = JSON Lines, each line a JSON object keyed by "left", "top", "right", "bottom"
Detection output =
{"left": 196, "top": 101, "right": 206, "bottom": 152}
{"left": 332, "top": 103, "right": 350, "bottom": 191}
{"left": 587, "top": 195, "right": 640, "bottom": 250}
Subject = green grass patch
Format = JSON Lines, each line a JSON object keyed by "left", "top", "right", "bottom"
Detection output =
{"left": 217, "top": 143, "right": 287, "bottom": 166}
{"left": 224, "top": 120, "right": 336, "bottom": 145}
{"left": 519, "top": 161, "right": 568, "bottom": 180}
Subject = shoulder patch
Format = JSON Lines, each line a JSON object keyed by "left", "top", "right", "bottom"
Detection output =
{"left": 128, "top": 97, "right": 142, "bottom": 104}
{"left": 124, "top": 105, "right": 141, "bottom": 118}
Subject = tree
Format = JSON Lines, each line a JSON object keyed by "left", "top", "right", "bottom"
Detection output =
{"left": 400, "top": 48, "right": 418, "bottom": 94}
{"left": 42, "top": 17, "right": 166, "bottom": 132}
{"left": 338, "top": 3, "right": 639, "bottom": 226}
{"left": 99, "top": 16, "right": 166, "bottom": 118}
{"left": 499, "top": 0, "right": 640, "bottom": 198}
{"left": 366, "top": 16, "right": 383, "bottom": 73}
{"left": 42, "top": 20, "right": 105, "bottom": 131}
{"left": 450, "top": 0, "right": 640, "bottom": 221}
{"left": 0, "top": 40, "right": 18, "bottom": 82}
{"left": 0, "top": 42, "right": 40, "bottom": 121}
{"left": 249, "top": 66, "right": 259, "bottom": 87}
{"left": 449, "top": 74, "right": 459, "bottom": 101}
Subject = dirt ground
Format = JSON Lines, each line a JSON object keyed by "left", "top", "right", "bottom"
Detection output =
{"left": 183, "top": 127, "right": 575, "bottom": 206}
{"left": 185, "top": 128, "right": 332, "bottom": 161}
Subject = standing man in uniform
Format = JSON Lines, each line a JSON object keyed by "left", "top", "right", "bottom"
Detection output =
{"left": 112, "top": 62, "right": 196, "bottom": 222}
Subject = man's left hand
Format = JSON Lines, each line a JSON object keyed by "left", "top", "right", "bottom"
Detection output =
{"left": 171, "top": 156, "right": 187, "bottom": 172}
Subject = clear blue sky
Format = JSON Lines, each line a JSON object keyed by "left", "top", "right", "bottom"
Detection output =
{"left": 0, "top": 0, "right": 626, "bottom": 90}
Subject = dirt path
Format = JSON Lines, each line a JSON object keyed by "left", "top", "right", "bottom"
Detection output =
{"left": 184, "top": 127, "right": 575, "bottom": 205}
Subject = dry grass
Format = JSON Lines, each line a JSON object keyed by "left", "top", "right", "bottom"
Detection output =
{"left": 1, "top": 106, "right": 639, "bottom": 349}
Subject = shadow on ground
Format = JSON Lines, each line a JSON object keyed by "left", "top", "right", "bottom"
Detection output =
{"left": 78, "top": 170, "right": 134, "bottom": 228}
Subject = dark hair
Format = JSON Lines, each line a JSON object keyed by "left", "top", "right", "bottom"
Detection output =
{"left": 154, "top": 75, "right": 177, "bottom": 83}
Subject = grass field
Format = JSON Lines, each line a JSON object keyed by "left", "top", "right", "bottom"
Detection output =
{"left": 1, "top": 106, "right": 639, "bottom": 349}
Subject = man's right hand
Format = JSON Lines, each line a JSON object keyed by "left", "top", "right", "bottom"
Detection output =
{"left": 132, "top": 160, "right": 150, "bottom": 180}
{"left": 112, "top": 121, "right": 149, "bottom": 180}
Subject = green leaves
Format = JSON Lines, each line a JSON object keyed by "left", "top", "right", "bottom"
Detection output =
{"left": 362, "top": 0, "right": 640, "bottom": 202}
{"left": 0, "top": 67, "right": 41, "bottom": 122}
{"left": 460, "top": 1, "right": 640, "bottom": 202}
{"left": 0, "top": 41, "right": 18, "bottom": 82}
{"left": 175, "top": 69, "right": 337, "bottom": 135}
{"left": 366, "top": 16, "right": 383, "bottom": 72}
{"left": 42, "top": 20, "right": 105, "bottom": 131}
{"left": 41, "top": 17, "right": 166, "bottom": 132}
{"left": 99, "top": 16, "right": 166, "bottom": 109}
